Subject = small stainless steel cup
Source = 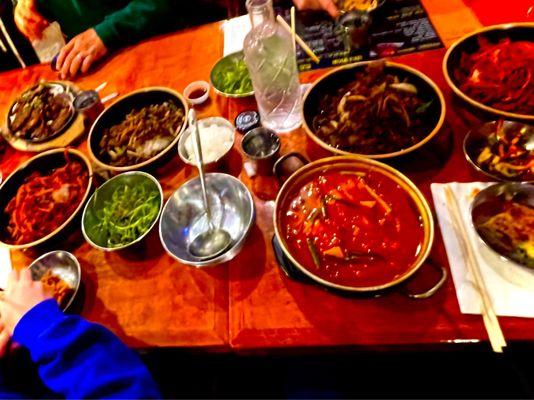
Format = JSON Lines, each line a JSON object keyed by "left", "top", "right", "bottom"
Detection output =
{"left": 241, "top": 127, "right": 281, "bottom": 175}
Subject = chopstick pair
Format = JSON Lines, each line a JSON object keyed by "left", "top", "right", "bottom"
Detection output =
{"left": 444, "top": 187, "right": 507, "bottom": 353}
{"left": 276, "top": 10, "right": 320, "bottom": 64}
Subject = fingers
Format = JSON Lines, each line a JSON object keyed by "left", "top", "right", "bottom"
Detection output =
{"left": 60, "top": 48, "right": 78, "bottom": 79}
{"left": 7, "top": 269, "right": 20, "bottom": 288}
{"left": 80, "top": 54, "right": 94, "bottom": 74}
{"left": 319, "top": 0, "right": 339, "bottom": 18}
{"left": 0, "top": 325, "right": 10, "bottom": 358}
{"left": 69, "top": 53, "right": 85, "bottom": 78}
{"left": 19, "top": 269, "right": 33, "bottom": 286}
{"left": 56, "top": 40, "right": 75, "bottom": 73}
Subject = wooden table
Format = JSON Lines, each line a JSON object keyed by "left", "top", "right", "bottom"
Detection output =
{"left": 0, "top": 0, "right": 532, "bottom": 350}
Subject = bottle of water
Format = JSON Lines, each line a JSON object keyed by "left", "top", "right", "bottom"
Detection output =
{"left": 243, "top": 0, "right": 302, "bottom": 132}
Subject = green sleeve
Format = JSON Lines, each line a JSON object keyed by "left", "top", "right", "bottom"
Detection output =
{"left": 94, "top": 0, "right": 177, "bottom": 50}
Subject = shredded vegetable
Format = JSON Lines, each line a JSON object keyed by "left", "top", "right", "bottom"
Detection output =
{"left": 454, "top": 38, "right": 534, "bottom": 115}
{"left": 90, "top": 182, "right": 160, "bottom": 248}
{"left": 99, "top": 101, "right": 184, "bottom": 167}
{"left": 3, "top": 153, "right": 88, "bottom": 245}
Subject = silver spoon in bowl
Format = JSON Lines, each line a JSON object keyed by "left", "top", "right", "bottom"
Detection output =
{"left": 187, "top": 109, "right": 232, "bottom": 260}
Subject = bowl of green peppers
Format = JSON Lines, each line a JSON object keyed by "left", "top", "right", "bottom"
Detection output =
{"left": 81, "top": 171, "right": 163, "bottom": 251}
{"left": 210, "top": 51, "right": 254, "bottom": 98}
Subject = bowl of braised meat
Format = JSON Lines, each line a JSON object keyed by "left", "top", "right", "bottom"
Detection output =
{"left": 88, "top": 87, "right": 188, "bottom": 172}
{"left": 302, "top": 61, "right": 445, "bottom": 159}
{"left": 7, "top": 82, "right": 76, "bottom": 143}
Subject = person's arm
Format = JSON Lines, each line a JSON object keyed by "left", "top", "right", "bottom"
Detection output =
{"left": 94, "top": 0, "right": 174, "bottom": 51}
{"left": 1, "top": 270, "right": 160, "bottom": 399}
{"left": 13, "top": 299, "right": 161, "bottom": 399}
{"left": 56, "top": 0, "right": 174, "bottom": 79}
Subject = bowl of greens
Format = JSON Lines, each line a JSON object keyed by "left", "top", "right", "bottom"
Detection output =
{"left": 210, "top": 51, "right": 254, "bottom": 98}
{"left": 82, "top": 171, "right": 163, "bottom": 251}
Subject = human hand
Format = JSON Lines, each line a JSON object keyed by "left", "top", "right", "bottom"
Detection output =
{"left": 0, "top": 269, "right": 51, "bottom": 335}
{"left": 293, "top": 0, "right": 340, "bottom": 18}
{"left": 56, "top": 28, "right": 108, "bottom": 79}
{"left": 13, "top": 0, "right": 49, "bottom": 41}
{"left": 0, "top": 324, "right": 10, "bottom": 358}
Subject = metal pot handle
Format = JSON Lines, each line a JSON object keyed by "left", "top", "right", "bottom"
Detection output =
{"left": 401, "top": 259, "right": 448, "bottom": 300}
{"left": 273, "top": 152, "right": 309, "bottom": 182}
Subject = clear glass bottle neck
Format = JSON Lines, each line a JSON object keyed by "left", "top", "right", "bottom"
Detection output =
{"left": 246, "top": 0, "right": 275, "bottom": 29}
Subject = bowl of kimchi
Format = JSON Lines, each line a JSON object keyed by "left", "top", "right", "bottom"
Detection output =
{"left": 443, "top": 23, "right": 534, "bottom": 122}
{"left": 273, "top": 156, "right": 440, "bottom": 292}
{"left": 0, "top": 148, "right": 93, "bottom": 250}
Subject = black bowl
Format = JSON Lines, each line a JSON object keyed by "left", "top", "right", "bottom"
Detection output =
{"left": 88, "top": 87, "right": 188, "bottom": 173}
{"left": 0, "top": 148, "right": 93, "bottom": 250}
{"left": 302, "top": 61, "right": 446, "bottom": 159}
{"left": 443, "top": 23, "right": 534, "bottom": 122}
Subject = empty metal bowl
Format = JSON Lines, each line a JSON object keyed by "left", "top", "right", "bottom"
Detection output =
{"left": 159, "top": 173, "right": 255, "bottom": 266}
{"left": 82, "top": 171, "right": 163, "bottom": 251}
{"left": 29, "top": 250, "right": 81, "bottom": 311}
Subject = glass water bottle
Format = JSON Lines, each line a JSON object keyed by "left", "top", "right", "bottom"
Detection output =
{"left": 243, "top": 0, "right": 302, "bottom": 132}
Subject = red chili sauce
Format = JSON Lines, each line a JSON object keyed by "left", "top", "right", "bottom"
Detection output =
{"left": 282, "top": 169, "right": 425, "bottom": 288}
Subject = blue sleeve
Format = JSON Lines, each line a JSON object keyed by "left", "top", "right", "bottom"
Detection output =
{"left": 12, "top": 299, "right": 161, "bottom": 399}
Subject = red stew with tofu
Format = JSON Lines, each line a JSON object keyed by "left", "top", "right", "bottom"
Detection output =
{"left": 281, "top": 169, "right": 425, "bottom": 288}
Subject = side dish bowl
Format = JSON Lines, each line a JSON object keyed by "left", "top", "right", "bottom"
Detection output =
{"left": 87, "top": 87, "right": 188, "bottom": 172}
{"left": 443, "top": 23, "right": 534, "bottom": 121}
{"left": 0, "top": 148, "right": 93, "bottom": 250}
{"left": 302, "top": 61, "right": 446, "bottom": 159}
{"left": 82, "top": 171, "right": 163, "bottom": 252}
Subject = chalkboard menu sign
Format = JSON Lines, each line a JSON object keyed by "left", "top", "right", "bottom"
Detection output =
{"left": 275, "top": 0, "right": 442, "bottom": 71}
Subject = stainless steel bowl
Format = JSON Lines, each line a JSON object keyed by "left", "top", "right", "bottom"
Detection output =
{"left": 159, "top": 173, "right": 255, "bottom": 266}
{"left": 463, "top": 120, "right": 534, "bottom": 183}
{"left": 471, "top": 182, "right": 534, "bottom": 268}
{"left": 210, "top": 51, "right": 254, "bottom": 98}
{"left": 29, "top": 250, "right": 81, "bottom": 311}
{"left": 82, "top": 171, "right": 163, "bottom": 251}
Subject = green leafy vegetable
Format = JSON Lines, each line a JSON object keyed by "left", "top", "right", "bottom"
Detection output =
{"left": 91, "top": 183, "right": 160, "bottom": 248}
{"left": 214, "top": 58, "right": 253, "bottom": 95}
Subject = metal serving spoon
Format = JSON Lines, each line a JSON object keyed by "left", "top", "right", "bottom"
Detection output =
{"left": 187, "top": 109, "right": 232, "bottom": 260}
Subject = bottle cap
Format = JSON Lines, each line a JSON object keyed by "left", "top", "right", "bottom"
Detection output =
{"left": 235, "top": 110, "right": 260, "bottom": 134}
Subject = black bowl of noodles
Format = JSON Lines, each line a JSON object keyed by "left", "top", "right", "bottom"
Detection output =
{"left": 302, "top": 60, "right": 446, "bottom": 159}
{"left": 88, "top": 87, "right": 188, "bottom": 172}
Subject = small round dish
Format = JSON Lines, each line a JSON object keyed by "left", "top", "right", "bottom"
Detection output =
{"left": 463, "top": 120, "right": 533, "bottom": 183}
{"left": 178, "top": 117, "right": 235, "bottom": 168}
{"left": 471, "top": 182, "right": 534, "bottom": 268}
{"left": 210, "top": 51, "right": 254, "bottom": 98}
{"left": 184, "top": 81, "right": 210, "bottom": 105}
{"left": 82, "top": 171, "right": 163, "bottom": 252}
{"left": 159, "top": 173, "right": 254, "bottom": 267}
{"left": 29, "top": 250, "right": 81, "bottom": 311}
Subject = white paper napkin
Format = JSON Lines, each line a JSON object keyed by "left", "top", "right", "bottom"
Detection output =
{"left": 0, "top": 247, "right": 12, "bottom": 290}
{"left": 222, "top": 15, "right": 250, "bottom": 56}
{"left": 432, "top": 182, "right": 534, "bottom": 318}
